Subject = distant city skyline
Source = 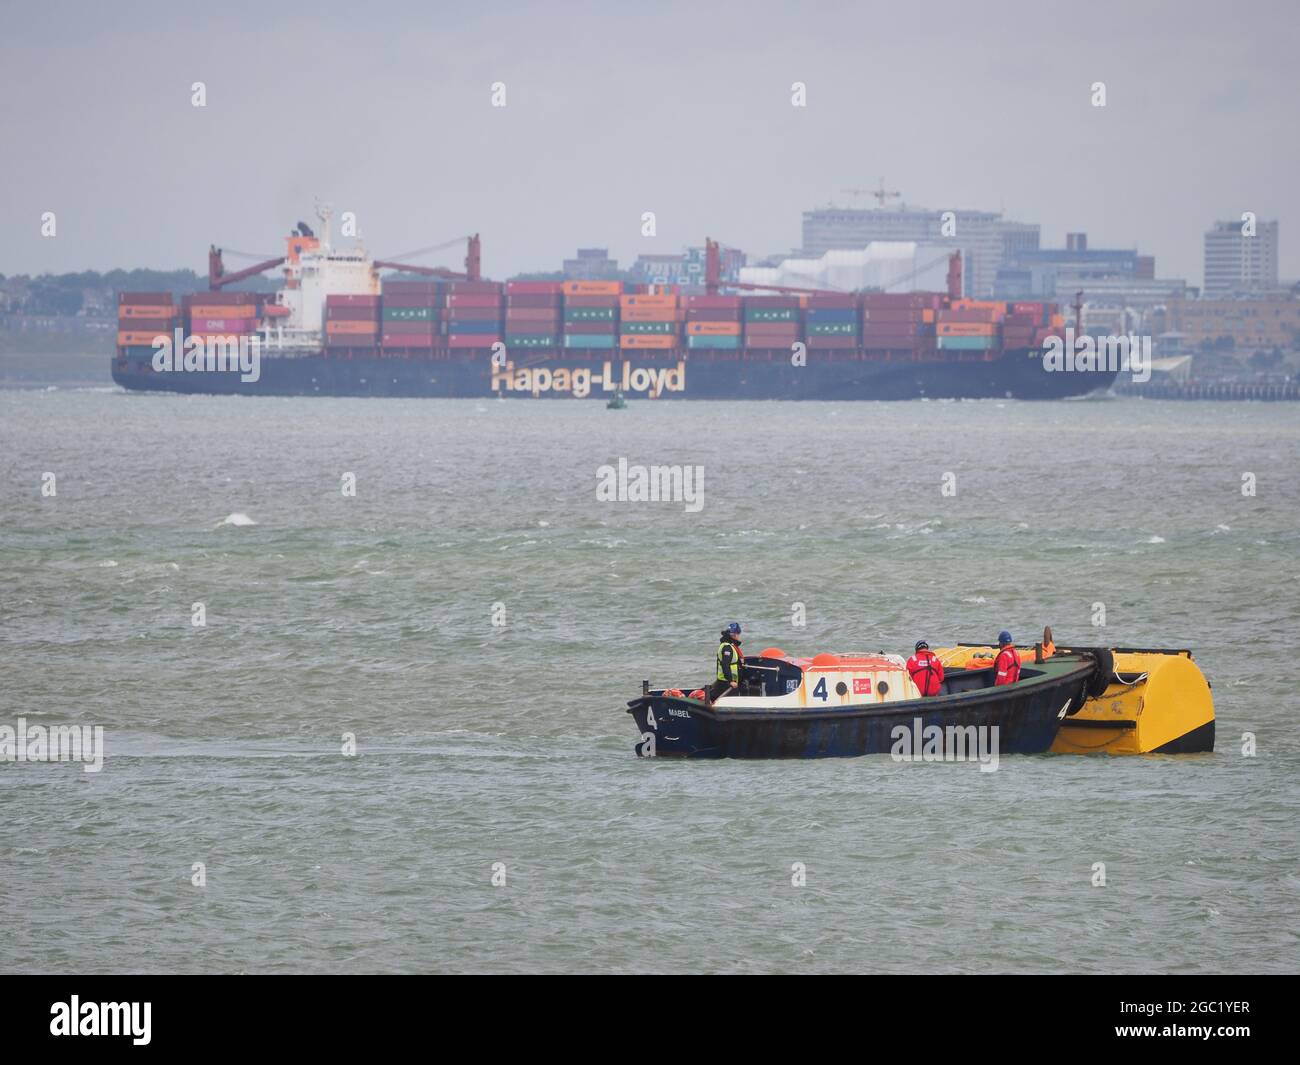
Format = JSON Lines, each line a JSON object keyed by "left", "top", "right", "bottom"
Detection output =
{"left": 1, "top": 0, "right": 1296, "bottom": 286}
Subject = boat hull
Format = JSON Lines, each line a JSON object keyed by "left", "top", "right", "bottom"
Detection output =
{"left": 110, "top": 348, "right": 1116, "bottom": 401}
{"left": 626, "top": 658, "right": 1095, "bottom": 759}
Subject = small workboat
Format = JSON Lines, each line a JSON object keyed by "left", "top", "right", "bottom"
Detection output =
{"left": 625, "top": 635, "right": 1215, "bottom": 759}
{"left": 626, "top": 643, "right": 1099, "bottom": 759}
{"left": 606, "top": 391, "right": 628, "bottom": 409}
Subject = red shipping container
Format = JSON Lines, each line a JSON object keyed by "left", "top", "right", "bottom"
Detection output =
{"left": 686, "top": 309, "right": 743, "bottom": 322}
{"left": 182, "top": 291, "right": 260, "bottom": 306}
{"left": 805, "top": 294, "right": 860, "bottom": 309}
{"left": 745, "top": 322, "right": 801, "bottom": 336}
{"left": 687, "top": 295, "right": 743, "bottom": 310}
{"left": 327, "top": 306, "right": 381, "bottom": 321}
{"left": 506, "top": 280, "right": 563, "bottom": 295}
{"left": 506, "top": 308, "right": 562, "bottom": 323}
{"left": 447, "top": 333, "right": 501, "bottom": 347}
{"left": 446, "top": 293, "right": 502, "bottom": 309}
{"left": 743, "top": 296, "right": 800, "bottom": 310}
{"left": 382, "top": 332, "right": 435, "bottom": 347}
{"left": 862, "top": 293, "right": 942, "bottom": 310}
{"left": 445, "top": 281, "right": 503, "bottom": 295}
{"left": 119, "top": 291, "right": 174, "bottom": 306}
{"left": 806, "top": 334, "right": 858, "bottom": 349}
{"left": 116, "top": 317, "right": 173, "bottom": 332}
{"left": 562, "top": 295, "right": 620, "bottom": 308}
{"left": 383, "top": 293, "right": 440, "bottom": 308}
{"left": 382, "top": 280, "right": 440, "bottom": 296}
{"left": 862, "top": 308, "right": 926, "bottom": 323}
{"left": 506, "top": 293, "right": 563, "bottom": 309}
{"left": 326, "top": 294, "right": 380, "bottom": 307}
{"left": 445, "top": 306, "right": 500, "bottom": 322}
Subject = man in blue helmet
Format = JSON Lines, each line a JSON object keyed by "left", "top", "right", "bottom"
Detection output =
{"left": 706, "top": 622, "right": 745, "bottom": 706}
{"left": 993, "top": 630, "right": 1021, "bottom": 686}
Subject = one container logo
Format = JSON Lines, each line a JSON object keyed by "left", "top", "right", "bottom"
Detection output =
{"left": 151, "top": 327, "right": 261, "bottom": 383}
{"left": 1042, "top": 328, "right": 1151, "bottom": 383}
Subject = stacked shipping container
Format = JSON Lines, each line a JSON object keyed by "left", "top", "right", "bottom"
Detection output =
{"left": 116, "top": 291, "right": 176, "bottom": 348}
{"left": 563, "top": 280, "right": 620, "bottom": 351}
{"left": 505, "top": 281, "right": 563, "bottom": 349}
{"left": 619, "top": 293, "right": 678, "bottom": 351}
{"left": 382, "top": 280, "right": 439, "bottom": 350}
{"left": 685, "top": 295, "right": 742, "bottom": 350}
{"left": 325, "top": 294, "right": 380, "bottom": 351}
{"left": 861, "top": 293, "right": 941, "bottom": 352}
{"left": 446, "top": 281, "right": 503, "bottom": 349}
{"left": 743, "top": 296, "right": 801, "bottom": 350}
{"left": 804, "top": 294, "right": 859, "bottom": 351}
{"left": 184, "top": 291, "right": 260, "bottom": 341}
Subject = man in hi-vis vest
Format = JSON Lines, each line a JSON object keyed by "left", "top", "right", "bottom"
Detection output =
{"left": 706, "top": 622, "right": 744, "bottom": 706}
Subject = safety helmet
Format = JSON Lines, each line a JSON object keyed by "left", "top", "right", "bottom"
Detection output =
{"left": 727, "top": 622, "right": 742, "bottom": 636}
{"left": 998, "top": 630, "right": 1013, "bottom": 646}
{"left": 915, "top": 640, "right": 929, "bottom": 652}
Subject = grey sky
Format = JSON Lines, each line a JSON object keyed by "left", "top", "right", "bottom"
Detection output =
{"left": 1, "top": 0, "right": 1296, "bottom": 286}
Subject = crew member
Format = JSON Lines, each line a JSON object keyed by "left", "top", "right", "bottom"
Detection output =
{"left": 906, "top": 640, "right": 945, "bottom": 696}
{"left": 706, "top": 622, "right": 744, "bottom": 706}
{"left": 994, "top": 630, "right": 1021, "bottom": 686}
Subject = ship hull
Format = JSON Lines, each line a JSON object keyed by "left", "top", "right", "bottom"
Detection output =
{"left": 110, "top": 349, "right": 1116, "bottom": 400}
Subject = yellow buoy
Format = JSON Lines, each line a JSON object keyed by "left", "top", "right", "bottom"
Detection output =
{"left": 933, "top": 641, "right": 1215, "bottom": 755}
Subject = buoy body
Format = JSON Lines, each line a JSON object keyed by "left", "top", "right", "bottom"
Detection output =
{"left": 933, "top": 644, "right": 1215, "bottom": 755}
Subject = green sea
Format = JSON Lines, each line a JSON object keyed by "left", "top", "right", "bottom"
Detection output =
{"left": 1, "top": 382, "right": 1297, "bottom": 973}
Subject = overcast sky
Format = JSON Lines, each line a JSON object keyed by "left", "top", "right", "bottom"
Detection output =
{"left": 1, "top": 0, "right": 1296, "bottom": 286}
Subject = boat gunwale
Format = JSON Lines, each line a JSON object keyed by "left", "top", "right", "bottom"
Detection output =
{"left": 628, "top": 654, "right": 1097, "bottom": 724}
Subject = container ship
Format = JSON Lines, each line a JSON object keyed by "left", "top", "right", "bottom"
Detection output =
{"left": 111, "top": 209, "right": 1116, "bottom": 401}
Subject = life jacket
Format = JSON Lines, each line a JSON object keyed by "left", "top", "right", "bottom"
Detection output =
{"left": 994, "top": 645, "right": 1021, "bottom": 686}
{"left": 906, "top": 649, "right": 945, "bottom": 696}
{"left": 716, "top": 639, "right": 742, "bottom": 683}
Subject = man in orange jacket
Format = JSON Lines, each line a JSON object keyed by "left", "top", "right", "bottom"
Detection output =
{"left": 906, "top": 640, "right": 945, "bottom": 696}
{"left": 994, "top": 631, "right": 1021, "bottom": 686}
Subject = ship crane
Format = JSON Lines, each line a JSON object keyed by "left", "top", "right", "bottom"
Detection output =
{"left": 208, "top": 246, "right": 286, "bottom": 290}
{"left": 207, "top": 232, "right": 483, "bottom": 289}
{"left": 373, "top": 234, "right": 482, "bottom": 281}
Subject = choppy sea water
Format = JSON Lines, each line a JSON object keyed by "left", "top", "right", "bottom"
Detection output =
{"left": 1, "top": 387, "right": 1297, "bottom": 974}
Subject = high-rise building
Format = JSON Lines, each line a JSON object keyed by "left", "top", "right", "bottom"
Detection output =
{"left": 1203, "top": 219, "right": 1278, "bottom": 296}
{"left": 562, "top": 248, "right": 620, "bottom": 280}
{"left": 800, "top": 204, "right": 1039, "bottom": 297}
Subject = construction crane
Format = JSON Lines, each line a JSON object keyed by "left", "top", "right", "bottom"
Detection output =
{"left": 841, "top": 178, "right": 901, "bottom": 209}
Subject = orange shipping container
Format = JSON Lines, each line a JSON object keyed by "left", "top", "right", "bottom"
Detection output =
{"left": 117, "top": 331, "right": 169, "bottom": 346}
{"left": 922, "top": 309, "right": 935, "bottom": 323}
{"left": 620, "top": 294, "right": 677, "bottom": 310}
{"left": 686, "top": 321, "right": 742, "bottom": 336}
{"left": 326, "top": 320, "right": 380, "bottom": 335}
{"left": 619, "top": 334, "right": 676, "bottom": 349}
{"left": 563, "top": 280, "right": 622, "bottom": 296}
{"left": 189, "top": 304, "right": 259, "bottom": 319}
{"left": 118, "top": 304, "right": 176, "bottom": 319}
{"left": 620, "top": 307, "right": 677, "bottom": 322}
{"left": 937, "top": 322, "right": 996, "bottom": 337}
